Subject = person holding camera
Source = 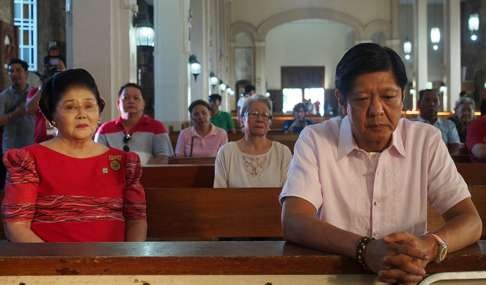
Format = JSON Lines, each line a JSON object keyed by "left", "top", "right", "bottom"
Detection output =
{"left": 25, "top": 50, "right": 66, "bottom": 143}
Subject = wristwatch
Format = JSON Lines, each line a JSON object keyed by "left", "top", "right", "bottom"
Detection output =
{"left": 429, "top": 233, "right": 448, "bottom": 263}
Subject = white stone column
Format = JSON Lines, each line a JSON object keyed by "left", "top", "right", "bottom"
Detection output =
{"left": 189, "top": 0, "right": 209, "bottom": 102}
{"left": 386, "top": 0, "right": 401, "bottom": 53}
{"left": 255, "top": 41, "right": 266, "bottom": 95}
{"left": 446, "top": 0, "right": 461, "bottom": 110}
{"left": 153, "top": 0, "right": 190, "bottom": 130}
{"left": 415, "top": 0, "right": 428, "bottom": 91}
{"left": 67, "top": 0, "right": 137, "bottom": 122}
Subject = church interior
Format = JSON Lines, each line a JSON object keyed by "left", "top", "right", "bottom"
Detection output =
{"left": 1, "top": 0, "right": 486, "bottom": 284}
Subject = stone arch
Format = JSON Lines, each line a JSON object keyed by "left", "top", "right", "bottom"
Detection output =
{"left": 255, "top": 7, "right": 365, "bottom": 42}
{"left": 363, "top": 19, "right": 392, "bottom": 42}
{"left": 230, "top": 21, "right": 258, "bottom": 44}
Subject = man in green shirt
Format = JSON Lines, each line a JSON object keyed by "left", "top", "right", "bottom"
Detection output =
{"left": 209, "top": 94, "right": 236, "bottom": 133}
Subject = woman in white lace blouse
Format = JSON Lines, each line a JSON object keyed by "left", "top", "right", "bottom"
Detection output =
{"left": 214, "top": 95, "right": 292, "bottom": 188}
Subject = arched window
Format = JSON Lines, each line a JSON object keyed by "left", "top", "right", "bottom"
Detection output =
{"left": 13, "top": 0, "right": 37, "bottom": 71}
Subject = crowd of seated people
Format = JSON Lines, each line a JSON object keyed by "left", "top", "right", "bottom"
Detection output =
{"left": 1, "top": 42, "right": 486, "bottom": 284}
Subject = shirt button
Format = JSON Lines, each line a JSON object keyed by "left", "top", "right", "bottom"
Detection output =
{"left": 373, "top": 201, "right": 377, "bottom": 206}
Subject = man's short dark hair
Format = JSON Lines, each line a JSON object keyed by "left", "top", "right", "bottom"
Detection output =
{"left": 244, "top": 84, "right": 256, "bottom": 95}
{"left": 293, "top": 103, "right": 306, "bottom": 113}
{"left": 335, "top": 43, "right": 407, "bottom": 105}
{"left": 118, "top": 82, "right": 143, "bottom": 97}
{"left": 208, "top": 94, "right": 222, "bottom": 103}
{"left": 8, "top": 58, "right": 29, "bottom": 72}
{"left": 188, "top": 99, "right": 211, "bottom": 114}
{"left": 418, "top": 89, "right": 438, "bottom": 103}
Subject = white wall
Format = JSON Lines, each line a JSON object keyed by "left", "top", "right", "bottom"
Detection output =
{"left": 67, "top": 0, "right": 136, "bottom": 122}
{"left": 265, "top": 19, "right": 353, "bottom": 90}
{"left": 231, "top": 0, "right": 390, "bottom": 28}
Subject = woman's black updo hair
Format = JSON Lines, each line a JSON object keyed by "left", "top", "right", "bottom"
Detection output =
{"left": 39, "top": 68, "right": 105, "bottom": 124}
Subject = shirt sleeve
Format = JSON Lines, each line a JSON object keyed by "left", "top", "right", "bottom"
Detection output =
{"left": 282, "top": 120, "right": 292, "bottom": 132}
{"left": 124, "top": 152, "right": 147, "bottom": 220}
{"left": 448, "top": 121, "right": 461, "bottom": 144}
{"left": 219, "top": 130, "right": 228, "bottom": 149}
{"left": 213, "top": 145, "right": 229, "bottom": 188}
{"left": 279, "top": 128, "right": 323, "bottom": 211}
{"left": 94, "top": 130, "right": 109, "bottom": 146}
{"left": 1, "top": 148, "right": 40, "bottom": 222}
{"left": 427, "top": 130, "right": 470, "bottom": 214}
{"left": 226, "top": 112, "right": 235, "bottom": 130}
{"left": 279, "top": 144, "right": 292, "bottom": 187}
{"left": 0, "top": 91, "right": 7, "bottom": 116}
{"left": 174, "top": 129, "right": 187, "bottom": 157}
{"left": 153, "top": 133, "right": 174, "bottom": 156}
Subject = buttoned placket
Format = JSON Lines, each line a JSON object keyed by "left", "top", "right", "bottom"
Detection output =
{"left": 362, "top": 150, "right": 382, "bottom": 239}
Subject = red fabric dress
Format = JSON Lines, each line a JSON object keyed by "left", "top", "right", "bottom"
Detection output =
{"left": 1, "top": 144, "right": 146, "bottom": 242}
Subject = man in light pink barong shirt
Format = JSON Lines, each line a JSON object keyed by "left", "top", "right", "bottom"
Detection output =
{"left": 280, "top": 43, "right": 482, "bottom": 284}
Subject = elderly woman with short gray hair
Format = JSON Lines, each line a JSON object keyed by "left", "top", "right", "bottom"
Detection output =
{"left": 214, "top": 95, "right": 292, "bottom": 188}
{"left": 450, "top": 96, "right": 475, "bottom": 143}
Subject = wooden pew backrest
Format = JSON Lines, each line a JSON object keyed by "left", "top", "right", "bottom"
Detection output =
{"left": 456, "top": 163, "right": 486, "bottom": 186}
{"left": 428, "top": 185, "right": 486, "bottom": 238}
{"left": 145, "top": 187, "right": 282, "bottom": 240}
{"left": 141, "top": 165, "right": 214, "bottom": 188}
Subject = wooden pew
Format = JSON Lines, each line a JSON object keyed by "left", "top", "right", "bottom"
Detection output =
{"left": 428, "top": 185, "right": 486, "bottom": 238}
{"left": 1, "top": 185, "right": 485, "bottom": 242}
{"left": 139, "top": 160, "right": 485, "bottom": 190}
{"left": 168, "top": 156, "right": 215, "bottom": 164}
{"left": 145, "top": 187, "right": 282, "bottom": 240}
{"left": 456, "top": 163, "right": 486, "bottom": 186}
{"left": 141, "top": 164, "right": 214, "bottom": 188}
{"left": 170, "top": 131, "right": 299, "bottom": 153}
{"left": 0, "top": 241, "right": 486, "bottom": 282}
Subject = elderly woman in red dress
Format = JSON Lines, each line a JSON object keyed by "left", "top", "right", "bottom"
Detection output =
{"left": 1, "top": 69, "right": 147, "bottom": 242}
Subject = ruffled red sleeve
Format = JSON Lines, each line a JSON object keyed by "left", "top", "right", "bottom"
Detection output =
{"left": 124, "top": 152, "right": 146, "bottom": 220}
{"left": 2, "top": 148, "right": 40, "bottom": 222}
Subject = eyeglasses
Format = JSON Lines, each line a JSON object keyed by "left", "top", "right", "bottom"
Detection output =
{"left": 123, "top": 134, "right": 131, "bottom": 152}
{"left": 247, "top": 111, "right": 272, "bottom": 120}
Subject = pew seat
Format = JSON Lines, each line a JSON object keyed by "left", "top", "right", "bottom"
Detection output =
{"left": 0, "top": 241, "right": 485, "bottom": 283}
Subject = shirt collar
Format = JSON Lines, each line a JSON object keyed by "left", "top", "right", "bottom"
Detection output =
{"left": 190, "top": 124, "right": 216, "bottom": 138}
{"left": 337, "top": 116, "right": 406, "bottom": 160}
{"left": 115, "top": 115, "right": 149, "bottom": 131}
{"left": 417, "top": 116, "right": 439, "bottom": 125}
